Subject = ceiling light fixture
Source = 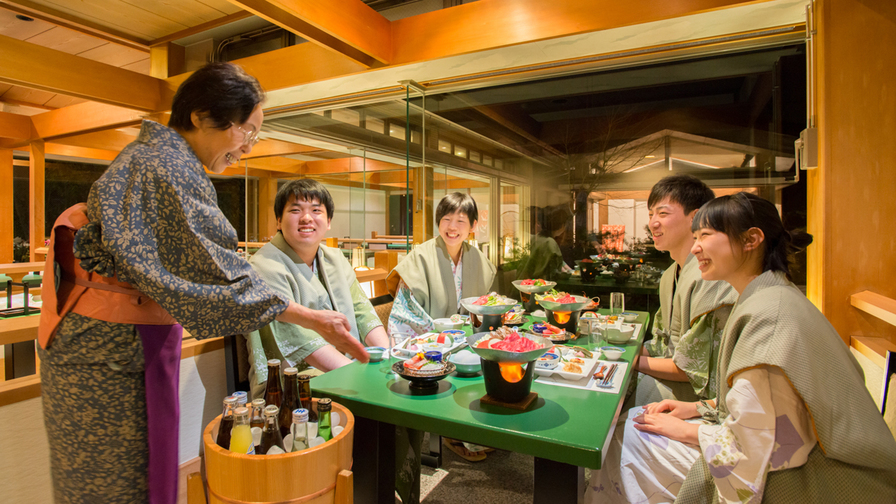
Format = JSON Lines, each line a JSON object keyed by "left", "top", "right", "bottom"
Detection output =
{"left": 16, "top": 15, "right": 34, "bottom": 22}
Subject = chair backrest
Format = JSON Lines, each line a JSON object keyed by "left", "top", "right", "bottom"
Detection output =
{"left": 369, "top": 293, "right": 394, "bottom": 328}
{"left": 883, "top": 350, "right": 896, "bottom": 439}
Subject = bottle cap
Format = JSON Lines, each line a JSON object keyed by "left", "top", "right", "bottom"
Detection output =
{"left": 251, "top": 398, "right": 266, "bottom": 407}
{"left": 234, "top": 407, "right": 249, "bottom": 419}
{"left": 267, "top": 359, "right": 281, "bottom": 366}
{"left": 263, "top": 404, "right": 279, "bottom": 417}
{"left": 231, "top": 391, "right": 248, "bottom": 405}
{"left": 292, "top": 408, "right": 309, "bottom": 422}
{"left": 223, "top": 396, "right": 238, "bottom": 405}
{"left": 297, "top": 374, "right": 310, "bottom": 382}
{"left": 318, "top": 398, "right": 332, "bottom": 412}
{"left": 283, "top": 367, "right": 298, "bottom": 375}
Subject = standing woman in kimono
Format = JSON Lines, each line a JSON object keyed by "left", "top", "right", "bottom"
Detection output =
{"left": 593, "top": 192, "right": 896, "bottom": 503}
{"left": 37, "top": 62, "right": 367, "bottom": 504}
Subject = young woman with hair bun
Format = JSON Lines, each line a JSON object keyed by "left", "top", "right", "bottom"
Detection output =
{"left": 590, "top": 192, "right": 896, "bottom": 503}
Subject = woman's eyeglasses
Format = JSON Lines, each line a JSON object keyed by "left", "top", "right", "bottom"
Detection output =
{"left": 232, "top": 123, "right": 260, "bottom": 146}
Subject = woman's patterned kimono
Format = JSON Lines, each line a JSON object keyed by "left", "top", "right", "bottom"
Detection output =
{"left": 38, "top": 120, "right": 289, "bottom": 504}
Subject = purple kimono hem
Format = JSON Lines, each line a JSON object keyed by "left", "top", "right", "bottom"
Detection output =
{"left": 137, "top": 324, "right": 183, "bottom": 504}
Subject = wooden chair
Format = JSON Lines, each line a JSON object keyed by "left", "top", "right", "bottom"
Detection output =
{"left": 882, "top": 350, "right": 896, "bottom": 439}
{"left": 369, "top": 293, "right": 394, "bottom": 327}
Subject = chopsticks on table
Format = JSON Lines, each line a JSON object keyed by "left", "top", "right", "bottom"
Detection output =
{"left": 599, "top": 363, "right": 618, "bottom": 387}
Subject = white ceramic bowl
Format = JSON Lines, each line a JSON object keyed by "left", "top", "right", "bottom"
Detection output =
{"left": 365, "top": 346, "right": 386, "bottom": 362}
{"left": 449, "top": 350, "right": 482, "bottom": 375}
{"left": 601, "top": 346, "right": 625, "bottom": 360}
{"left": 604, "top": 326, "right": 634, "bottom": 345}
{"left": 433, "top": 318, "right": 464, "bottom": 332}
{"left": 620, "top": 312, "right": 639, "bottom": 323}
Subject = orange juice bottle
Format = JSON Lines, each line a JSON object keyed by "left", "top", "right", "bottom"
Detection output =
{"left": 229, "top": 407, "right": 255, "bottom": 455}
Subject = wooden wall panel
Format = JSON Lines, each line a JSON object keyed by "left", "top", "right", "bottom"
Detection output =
{"left": 29, "top": 141, "right": 44, "bottom": 262}
{"left": 811, "top": 0, "right": 896, "bottom": 343}
{"left": 0, "top": 149, "right": 12, "bottom": 263}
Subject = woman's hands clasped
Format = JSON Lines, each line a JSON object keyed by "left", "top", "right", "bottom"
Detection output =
{"left": 632, "top": 399, "right": 702, "bottom": 446}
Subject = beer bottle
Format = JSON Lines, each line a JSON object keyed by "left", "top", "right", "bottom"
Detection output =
{"left": 215, "top": 396, "right": 238, "bottom": 449}
{"left": 297, "top": 374, "right": 318, "bottom": 423}
{"left": 279, "top": 368, "right": 300, "bottom": 438}
{"left": 229, "top": 407, "right": 255, "bottom": 455}
{"left": 258, "top": 405, "right": 285, "bottom": 455}
{"left": 249, "top": 398, "right": 266, "bottom": 450}
{"left": 318, "top": 398, "right": 333, "bottom": 442}
{"left": 263, "top": 359, "right": 283, "bottom": 409}
{"left": 250, "top": 398, "right": 266, "bottom": 429}
{"left": 291, "top": 408, "right": 309, "bottom": 453}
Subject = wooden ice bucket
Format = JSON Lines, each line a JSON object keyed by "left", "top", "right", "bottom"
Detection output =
{"left": 202, "top": 398, "right": 354, "bottom": 504}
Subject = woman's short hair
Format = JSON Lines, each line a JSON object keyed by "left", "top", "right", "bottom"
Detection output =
{"left": 691, "top": 192, "right": 812, "bottom": 280}
{"left": 436, "top": 192, "right": 479, "bottom": 224}
{"left": 274, "top": 179, "right": 335, "bottom": 221}
{"left": 168, "top": 62, "right": 265, "bottom": 132}
{"left": 648, "top": 174, "right": 716, "bottom": 214}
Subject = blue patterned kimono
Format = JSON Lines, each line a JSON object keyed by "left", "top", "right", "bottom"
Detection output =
{"left": 38, "top": 120, "right": 289, "bottom": 504}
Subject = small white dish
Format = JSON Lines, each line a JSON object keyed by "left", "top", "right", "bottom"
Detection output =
{"left": 601, "top": 346, "right": 625, "bottom": 360}
{"left": 433, "top": 318, "right": 463, "bottom": 332}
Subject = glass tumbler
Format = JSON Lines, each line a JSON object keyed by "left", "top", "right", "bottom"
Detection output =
{"left": 388, "top": 332, "right": 412, "bottom": 372}
{"left": 610, "top": 292, "right": 625, "bottom": 317}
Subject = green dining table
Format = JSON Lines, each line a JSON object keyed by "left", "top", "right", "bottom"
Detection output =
{"left": 311, "top": 309, "right": 650, "bottom": 504}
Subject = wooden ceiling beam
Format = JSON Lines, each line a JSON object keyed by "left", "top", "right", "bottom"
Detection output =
{"left": 0, "top": 111, "right": 34, "bottom": 141}
{"left": 44, "top": 143, "right": 119, "bottom": 161}
{"left": 241, "top": 156, "right": 306, "bottom": 174}
{"left": 51, "top": 130, "right": 135, "bottom": 153}
{"left": 244, "top": 138, "right": 323, "bottom": 159}
{"left": 225, "top": 0, "right": 390, "bottom": 67}
{"left": 0, "top": 0, "right": 150, "bottom": 52}
{"left": 30, "top": 102, "right": 163, "bottom": 142}
{"left": 390, "top": 0, "right": 762, "bottom": 65}
{"left": 303, "top": 157, "right": 406, "bottom": 174}
{"left": 0, "top": 35, "right": 166, "bottom": 112}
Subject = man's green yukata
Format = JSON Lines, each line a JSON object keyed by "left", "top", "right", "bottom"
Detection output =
{"left": 638, "top": 254, "right": 737, "bottom": 404}
{"left": 245, "top": 232, "right": 382, "bottom": 399}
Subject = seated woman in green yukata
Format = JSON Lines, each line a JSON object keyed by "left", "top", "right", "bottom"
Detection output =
{"left": 245, "top": 179, "right": 389, "bottom": 399}
{"left": 386, "top": 192, "right": 496, "bottom": 464}
{"left": 586, "top": 193, "right": 896, "bottom": 503}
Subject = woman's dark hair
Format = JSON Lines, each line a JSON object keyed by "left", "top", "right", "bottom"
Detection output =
{"left": 691, "top": 192, "right": 813, "bottom": 280}
{"left": 436, "top": 192, "right": 479, "bottom": 224}
{"left": 168, "top": 62, "right": 265, "bottom": 131}
{"left": 648, "top": 174, "right": 716, "bottom": 214}
{"left": 274, "top": 179, "right": 335, "bottom": 221}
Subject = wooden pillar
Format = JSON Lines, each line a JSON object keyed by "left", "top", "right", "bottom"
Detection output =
{"left": 29, "top": 141, "right": 45, "bottom": 262}
{"left": 150, "top": 42, "right": 185, "bottom": 79}
{"left": 373, "top": 250, "right": 399, "bottom": 297}
{"left": 0, "top": 149, "right": 12, "bottom": 263}
{"left": 257, "top": 175, "right": 279, "bottom": 240}
{"left": 412, "top": 165, "right": 433, "bottom": 244}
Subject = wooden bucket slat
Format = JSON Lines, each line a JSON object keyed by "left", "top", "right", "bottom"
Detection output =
{"left": 203, "top": 399, "right": 354, "bottom": 504}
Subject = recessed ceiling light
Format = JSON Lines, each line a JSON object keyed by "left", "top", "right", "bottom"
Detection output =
{"left": 16, "top": 15, "right": 34, "bottom": 22}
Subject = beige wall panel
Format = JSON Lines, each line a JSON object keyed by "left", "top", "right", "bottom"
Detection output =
{"left": 77, "top": 41, "right": 148, "bottom": 67}
{"left": 32, "top": 0, "right": 189, "bottom": 40}
{"left": 0, "top": 397, "right": 53, "bottom": 504}
{"left": 813, "top": 0, "right": 896, "bottom": 343}
{"left": 26, "top": 26, "right": 106, "bottom": 54}
{"left": 0, "top": 9, "right": 54, "bottom": 39}
{"left": 1, "top": 85, "right": 56, "bottom": 107}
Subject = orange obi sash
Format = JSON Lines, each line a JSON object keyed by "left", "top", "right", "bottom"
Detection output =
{"left": 38, "top": 203, "right": 176, "bottom": 349}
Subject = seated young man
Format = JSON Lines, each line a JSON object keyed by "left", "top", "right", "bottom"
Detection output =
{"left": 246, "top": 179, "right": 388, "bottom": 398}
{"left": 634, "top": 174, "right": 737, "bottom": 404}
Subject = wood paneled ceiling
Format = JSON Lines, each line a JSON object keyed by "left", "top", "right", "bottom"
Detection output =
{"left": 0, "top": 0, "right": 769, "bottom": 172}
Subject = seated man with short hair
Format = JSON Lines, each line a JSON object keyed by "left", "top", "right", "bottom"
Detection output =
{"left": 246, "top": 179, "right": 388, "bottom": 398}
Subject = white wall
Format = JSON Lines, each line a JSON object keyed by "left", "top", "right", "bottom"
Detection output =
{"left": 323, "top": 185, "right": 387, "bottom": 240}
{"left": 0, "top": 347, "right": 229, "bottom": 503}
{"left": 607, "top": 199, "right": 650, "bottom": 249}
{"left": 0, "top": 396, "right": 53, "bottom": 504}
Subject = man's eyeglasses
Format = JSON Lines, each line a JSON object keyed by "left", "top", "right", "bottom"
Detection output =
{"left": 232, "top": 122, "right": 260, "bottom": 147}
